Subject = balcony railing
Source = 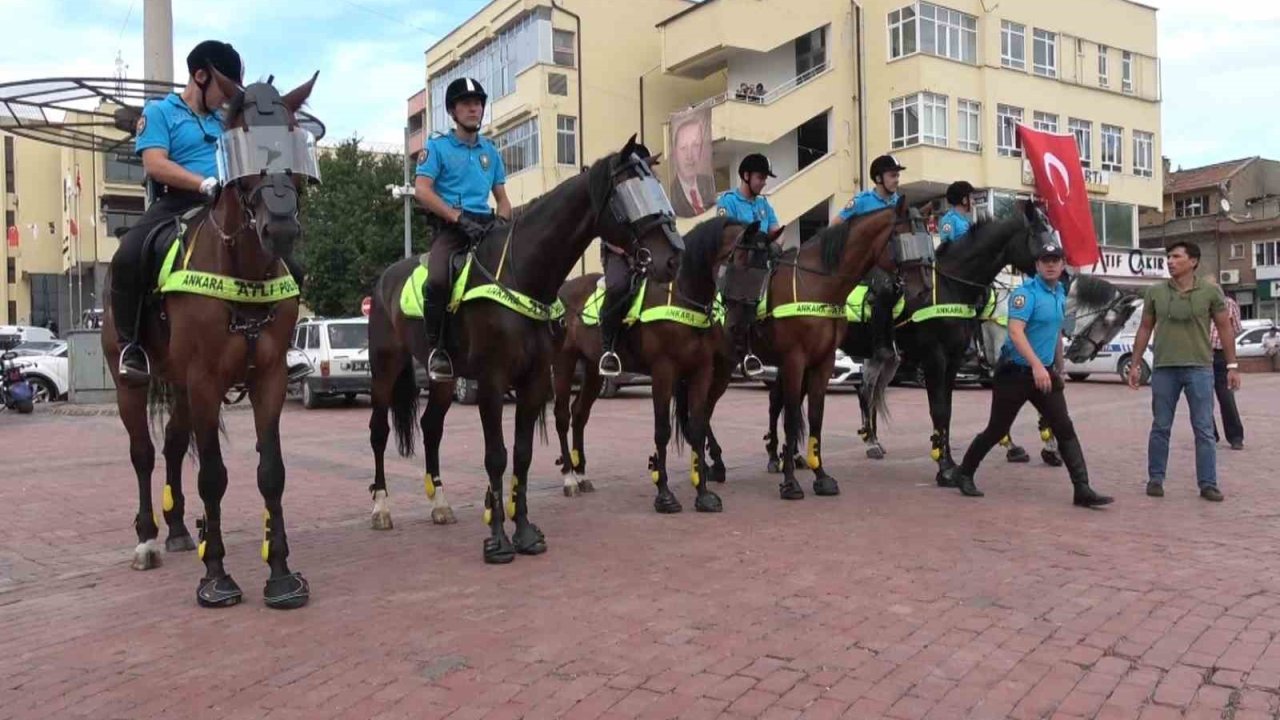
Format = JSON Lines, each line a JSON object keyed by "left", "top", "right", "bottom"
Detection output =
{"left": 688, "top": 62, "right": 831, "bottom": 114}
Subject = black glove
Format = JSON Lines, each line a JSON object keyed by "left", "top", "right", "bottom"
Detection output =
{"left": 454, "top": 214, "right": 491, "bottom": 244}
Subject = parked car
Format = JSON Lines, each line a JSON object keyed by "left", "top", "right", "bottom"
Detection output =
{"left": 756, "top": 349, "right": 863, "bottom": 389}
{"left": 292, "top": 317, "right": 371, "bottom": 409}
{"left": 0, "top": 325, "right": 57, "bottom": 352}
{"left": 4, "top": 341, "right": 69, "bottom": 403}
{"left": 1063, "top": 332, "right": 1154, "bottom": 385}
{"left": 1236, "top": 324, "right": 1278, "bottom": 358}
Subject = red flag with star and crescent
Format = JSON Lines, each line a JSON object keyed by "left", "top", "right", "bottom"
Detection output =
{"left": 1016, "top": 123, "right": 1101, "bottom": 267}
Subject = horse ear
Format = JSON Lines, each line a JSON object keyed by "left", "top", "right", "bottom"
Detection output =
{"left": 1023, "top": 198, "right": 1038, "bottom": 224}
{"left": 210, "top": 67, "right": 241, "bottom": 103}
{"left": 282, "top": 71, "right": 319, "bottom": 115}
{"left": 620, "top": 133, "right": 638, "bottom": 159}
{"left": 645, "top": 152, "right": 662, "bottom": 167}
{"left": 746, "top": 220, "right": 761, "bottom": 236}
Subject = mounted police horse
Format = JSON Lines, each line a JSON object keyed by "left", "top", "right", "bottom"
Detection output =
{"left": 550, "top": 217, "right": 771, "bottom": 513}
{"left": 365, "top": 136, "right": 683, "bottom": 564}
{"left": 102, "top": 71, "right": 320, "bottom": 609}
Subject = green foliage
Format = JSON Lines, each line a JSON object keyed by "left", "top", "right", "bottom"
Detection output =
{"left": 298, "top": 138, "right": 430, "bottom": 316}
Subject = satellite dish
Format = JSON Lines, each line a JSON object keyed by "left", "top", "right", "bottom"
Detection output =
{"left": 0, "top": 76, "right": 325, "bottom": 154}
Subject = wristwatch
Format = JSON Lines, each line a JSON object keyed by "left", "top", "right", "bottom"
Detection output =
{"left": 1226, "top": 362, "right": 1239, "bottom": 370}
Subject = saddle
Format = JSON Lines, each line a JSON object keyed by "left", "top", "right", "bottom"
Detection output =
{"left": 146, "top": 206, "right": 205, "bottom": 294}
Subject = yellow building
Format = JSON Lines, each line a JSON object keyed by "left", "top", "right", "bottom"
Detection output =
{"left": 1, "top": 111, "right": 143, "bottom": 329}
{"left": 658, "top": 0, "right": 1162, "bottom": 256}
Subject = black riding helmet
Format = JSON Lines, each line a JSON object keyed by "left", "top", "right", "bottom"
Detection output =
{"left": 187, "top": 40, "right": 244, "bottom": 84}
{"left": 946, "top": 180, "right": 976, "bottom": 206}
{"left": 445, "top": 78, "right": 488, "bottom": 111}
{"left": 738, "top": 153, "right": 776, "bottom": 180}
{"left": 869, "top": 154, "right": 906, "bottom": 183}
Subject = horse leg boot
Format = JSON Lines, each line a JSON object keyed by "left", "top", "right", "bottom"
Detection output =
{"left": 650, "top": 373, "right": 682, "bottom": 513}
{"left": 805, "top": 366, "right": 839, "bottom": 496}
{"left": 1001, "top": 434, "right": 1031, "bottom": 463}
{"left": 764, "top": 381, "right": 783, "bottom": 473}
{"left": 511, "top": 385, "right": 548, "bottom": 555}
{"left": 161, "top": 402, "right": 197, "bottom": 552}
{"left": 1039, "top": 414, "right": 1064, "bottom": 466}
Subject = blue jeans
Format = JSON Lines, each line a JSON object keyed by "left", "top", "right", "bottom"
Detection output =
{"left": 1148, "top": 366, "right": 1217, "bottom": 489}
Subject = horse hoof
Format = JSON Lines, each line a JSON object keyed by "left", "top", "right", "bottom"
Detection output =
{"left": 1041, "top": 450, "right": 1064, "bottom": 467}
{"left": 1005, "top": 446, "right": 1031, "bottom": 463}
{"left": 711, "top": 464, "right": 727, "bottom": 484}
{"left": 766, "top": 459, "right": 782, "bottom": 474}
{"left": 779, "top": 481, "right": 805, "bottom": 501}
{"left": 694, "top": 493, "right": 723, "bottom": 513}
{"left": 165, "top": 533, "right": 196, "bottom": 553}
{"left": 370, "top": 511, "right": 394, "bottom": 531}
{"left": 431, "top": 507, "right": 457, "bottom": 525}
{"left": 654, "top": 493, "right": 683, "bottom": 514}
{"left": 483, "top": 535, "right": 516, "bottom": 565}
{"left": 577, "top": 477, "right": 595, "bottom": 493}
{"left": 196, "top": 574, "right": 243, "bottom": 608}
{"left": 131, "top": 540, "right": 162, "bottom": 571}
{"left": 936, "top": 469, "right": 959, "bottom": 488}
{"left": 813, "top": 476, "right": 840, "bottom": 496}
{"left": 865, "top": 445, "right": 886, "bottom": 460}
{"left": 512, "top": 524, "right": 547, "bottom": 556}
{"left": 264, "top": 572, "right": 310, "bottom": 610}
{"left": 562, "top": 477, "right": 579, "bottom": 497}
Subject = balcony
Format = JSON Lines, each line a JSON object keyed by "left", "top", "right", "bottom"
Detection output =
{"left": 695, "top": 63, "right": 834, "bottom": 148}
{"left": 659, "top": 0, "right": 832, "bottom": 78}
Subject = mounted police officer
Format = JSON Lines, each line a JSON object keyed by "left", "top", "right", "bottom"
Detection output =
{"left": 716, "top": 153, "right": 781, "bottom": 239}
{"left": 414, "top": 77, "right": 511, "bottom": 380}
{"left": 111, "top": 40, "right": 244, "bottom": 383}
{"left": 939, "top": 180, "right": 975, "bottom": 244}
{"left": 943, "top": 242, "right": 1113, "bottom": 507}
{"left": 833, "top": 154, "right": 904, "bottom": 224}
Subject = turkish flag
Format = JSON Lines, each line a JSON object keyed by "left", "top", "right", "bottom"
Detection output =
{"left": 1016, "top": 123, "right": 1101, "bottom": 267}
{"left": 6, "top": 226, "right": 17, "bottom": 248}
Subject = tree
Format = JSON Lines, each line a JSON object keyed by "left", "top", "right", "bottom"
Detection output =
{"left": 298, "top": 138, "right": 431, "bottom": 317}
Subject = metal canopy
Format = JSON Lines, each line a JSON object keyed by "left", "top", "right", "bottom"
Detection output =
{"left": 0, "top": 76, "right": 326, "bottom": 154}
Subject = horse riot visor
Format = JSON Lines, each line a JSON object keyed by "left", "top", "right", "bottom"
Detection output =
{"left": 892, "top": 212, "right": 935, "bottom": 266}
{"left": 609, "top": 156, "right": 684, "bottom": 252}
{"left": 217, "top": 126, "right": 322, "bottom": 185}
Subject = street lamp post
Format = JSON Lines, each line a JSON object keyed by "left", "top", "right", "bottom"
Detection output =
{"left": 387, "top": 125, "right": 415, "bottom": 260}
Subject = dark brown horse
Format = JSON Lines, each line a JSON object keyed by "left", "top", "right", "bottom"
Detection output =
{"left": 102, "top": 71, "right": 319, "bottom": 609}
{"left": 366, "top": 136, "right": 682, "bottom": 564}
{"left": 550, "top": 217, "right": 770, "bottom": 513}
{"left": 753, "top": 199, "right": 909, "bottom": 500}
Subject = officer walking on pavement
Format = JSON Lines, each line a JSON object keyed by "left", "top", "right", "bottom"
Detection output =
{"left": 938, "top": 181, "right": 976, "bottom": 244}
{"left": 414, "top": 78, "right": 511, "bottom": 380}
{"left": 943, "top": 242, "right": 1114, "bottom": 507}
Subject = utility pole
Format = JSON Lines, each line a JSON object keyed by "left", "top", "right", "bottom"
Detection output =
{"left": 388, "top": 126, "right": 415, "bottom": 259}
{"left": 143, "top": 0, "right": 174, "bottom": 85}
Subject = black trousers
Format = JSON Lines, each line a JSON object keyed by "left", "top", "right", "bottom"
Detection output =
{"left": 960, "top": 363, "right": 1086, "bottom": 483}
{"left": 110, "top": 192, "right": 206, "bottom": 340}
{"left": 1212, "top": 349, "right": 1244, "bottom": 445}
{"left": 600, "top": 251, "right": 632, "bottom": 348}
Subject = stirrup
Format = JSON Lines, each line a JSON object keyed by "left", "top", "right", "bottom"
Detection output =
{"left": 427, "top": 347, "right": 454, "bottom": 381}
{"left": 741, "top": 354, "right": 765, "bottom": 377}
{"left": 598, "top": 351, "right": 622, "bottom": 378}
{"left": 286, "top": 361, "right": 313, "bottom": 382}
{"left": 119, "top": 343, "right": 152, "bottom": 383}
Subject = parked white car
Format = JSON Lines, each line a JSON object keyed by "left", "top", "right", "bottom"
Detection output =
{"left": 292, "top": 317, "right": 371, "bottom": 409}
{"left": 0, "top": 325, "right": 56, "bottom": 352}
{"left": 1063, "top": 332, "right": 1154, "bottom": 385}
{"left": 1236, "top": 323, "right": 1278, "bottom": 358}
{"left": 5, "top": 341, "right": 69, "bottom": 403}
{"left": 757, "top": 349, "right": 863, "bottom": 389}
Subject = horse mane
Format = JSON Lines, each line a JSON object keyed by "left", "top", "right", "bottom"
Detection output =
{"left": 681, "top": 216, "right": 741, "bottom": 282}
{"left": 807, "top": 212, "right": 879, "bottom": 272}
{"left": 513, "top": 151, "right": 615, "bottom": 226}
{"left": 1071, "top": 273, "right": 1122, "bottom": 310}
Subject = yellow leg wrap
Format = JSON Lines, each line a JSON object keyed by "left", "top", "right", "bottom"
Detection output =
{"left": 506, "top": 476, "right": 517, "bottom": 520}
{"left": 690, "top": 455, "right": 701, "bottom": 488}
{"left": 483, "top": 507, "right": 493, "bottom": 525}
{"left": 999, "top": 435, "right": 1012, "bottom": 447}
{"left": 261, "top": 510, "right": 271, "bottom": 564}
{"left": 807, "top": 437, "right": 821, "bottom": 470}
{"left": 424, "top": 473, "right": 436, "bottom": 499}
{"left": 162, "top": 485, "right": 174, "bottom": 513}
{"left": 1040, "top": 428, "right": 1053, "bottom": 442}
{"left": 930, "top": 447, "right": 942, "bottom": 461}
{"left": 651, "top": 470, "right": 660, "bottom": 484}
{"left": 571, "top": 449, "right": 581, "bottom": 468}
{"left": 197, "top": 540, "right": 207, "bottom": 560}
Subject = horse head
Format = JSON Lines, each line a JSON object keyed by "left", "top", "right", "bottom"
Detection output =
{"left": 714, "top": 220, "right": 770, "bottom": 351}
{"left": 591, "top": 134, "right": 683, "bottom": 283}
{"left": 211, "top": 69, "right": 320, "bottom": 262}
{"left": 1064, "top": 275, "right": 1142, "bottom": 363}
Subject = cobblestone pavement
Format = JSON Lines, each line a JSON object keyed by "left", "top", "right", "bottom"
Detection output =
{"left": 3, "top": 375, "right": 1280, "bottom": 719}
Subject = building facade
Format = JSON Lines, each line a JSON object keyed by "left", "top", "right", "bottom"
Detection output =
{"left": 1140, "top": 157, "right": 1280, "bottom": 321}
{"left": 413, "top": 0, "right": 1163, "bottom": 272}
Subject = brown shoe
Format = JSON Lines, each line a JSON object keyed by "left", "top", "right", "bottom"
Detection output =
{"left": 1200, "top": 487, "right": 1224, "bottom": 502}
{"left": 1146, "top": 482, "right": 1164, "bottom": 498}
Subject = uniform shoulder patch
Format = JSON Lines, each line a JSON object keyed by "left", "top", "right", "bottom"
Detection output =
{"left": 135, "top": 114, "right": 146, "bottom": 134}
{"left": 1012, "top": 294, "right": 1027, "bottom": 310}
{"left": 844, "top": 198, "right": 855, "bottom": 210}
{"left": 941, "top": 222, "right": 952, "bottom": 233}
{"left": 716, "top": 207, "right": 727, "bottom": 217}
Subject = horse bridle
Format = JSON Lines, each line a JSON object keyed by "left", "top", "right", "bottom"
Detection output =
{"left": 597, "top": 153, "right": 683, "bottom": 275}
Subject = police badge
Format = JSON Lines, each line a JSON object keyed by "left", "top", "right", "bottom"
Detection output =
{"left": 135, "top": 114, "right": 146, "bottom": 135}
{"left": 1012, "top": 294, "right": 1027, "bottom": 310}
{"left": 716, "top": 207, "right": 727, "bottom": 217}
{"left": 479, "top": 153, "right": 490, "bottom": 170}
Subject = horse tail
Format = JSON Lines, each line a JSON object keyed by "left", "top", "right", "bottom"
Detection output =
{"left": 862, "top": 349, "right": 898, "bottom": 427}
{"left": 671, "top": 379, "right": 690, "bottom": 454}
{"left": 390, "top": 360, "right": 418, "bottom": 458}
{"left": 147, "top": 380, "right": 177, "bottom": 442}
{"left": 537, "top": 401, "right": 549, "bottom": 446}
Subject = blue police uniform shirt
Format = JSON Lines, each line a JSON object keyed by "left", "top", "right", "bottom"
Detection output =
{"left": 1002, "top": 274, "right": 1067, "bottom": 368}
{"left": 415, "top": 131, "right": 506, "bottom": 215}
{"left": 134, "top": 93, "right": 224, "bottom": 180}
{"left": 715, "top": 189, "right": 779, "bottom": 230}
{"left": 938, "top": 208, "right": 972, "bottom": 243}
{"left": 838, "top": 189, "right": 900, "bottom": 221}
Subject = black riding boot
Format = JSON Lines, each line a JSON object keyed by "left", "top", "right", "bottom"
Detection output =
{"left": 598, "top": 290, "right": 627, "bottom": 378}
{"left": 1059, "top": 436, "right": 1113, "bottom": 507}
{"left": 111, "top": 279, "right": 151, "bottom": 385}
{"left": 423, "top": 284, "right": 453, "bottom": 380}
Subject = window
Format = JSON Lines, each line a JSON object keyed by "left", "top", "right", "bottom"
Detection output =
{"left": 890, "top": 93, "right": 947, "bottom": 148}
{"left": 1033, "top": 111, "right": 1058, "bottom": 133}
{"left": 1133, "top": 131, "right": 1154, "bottom": 177}
{"left": 553, "top": 29, "right": 575, "bottom": 67}
{"left": 103, "top": 210, "right": 142, "bottom": 237}
{"left": 5, "top": 258, "right": 14, "bottom": 284}
{"left": 957, "top": 99, "right": 981, "bottom": 151}
{"left": 1101, "top": 124, "right": 1123, "bottom": 172}
{"left": 997, "top": 104, "right": 1023, "bottom": 157}
{"left": 4, "top": 210, "right": 14, "bottom": 234}
{"left": 103, "top": 154, "right": 145, "bottom": 184}
{"left": 889, "top": 3, "right": 976, "bottom": 64}
{"left": 1089, "top": 200, "right": 1135, "bottom": 248}
{"left": 1097, "top": 45, "right": 1109, "bottom": 87}
{"left": 493, "top": 118, "right": 540, "bottom": 175}
{"left": 547, "top": 72, "right": 568, "bottom": 96}
{"left": 1001, "top": 21, "right": 1026, "bottom": 70}
{"left": 796, "top": 27, "right": 827, "bottom": 76}
{"left": 1032, "top": 29, "right": 1057, "bottom": 77}
{"left": 1122, "top": 50, "right": 1133, "bottom": 93}
{"left": 304, "top": 324, "right": 319, "bottom": 350}
{"left": 556, "top": 115, "right": 577, "bottom": 166}
{"left": 1175, "top": 195, "right": 1210, "bottom": 218}
{"left": 1231, "top": 243, "right": 1245, "bottom": 260}
{"left": 1256, "top": 240, "right": 1280, "bottom": 268}
{"left": 7, "top": 301, "right": 15, "bottom": 325}
{"left": 1068, "top": 118, "right": 1092, "bottom": 167}
{"left": 3, "top": 136, "right": 14, "bottom": 190}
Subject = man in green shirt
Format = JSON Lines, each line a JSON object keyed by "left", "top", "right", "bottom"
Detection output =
{"left": 1129, "top": 241, "right": 1241, "bottom": 501}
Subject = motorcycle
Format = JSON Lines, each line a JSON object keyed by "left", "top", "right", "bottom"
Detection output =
{"left": 1, "top": 352, "right": 35, "bottom": 414}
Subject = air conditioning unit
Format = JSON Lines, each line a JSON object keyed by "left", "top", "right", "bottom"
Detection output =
{"left": 1220, "top": 269, "right": 1240, "bottom": 285}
